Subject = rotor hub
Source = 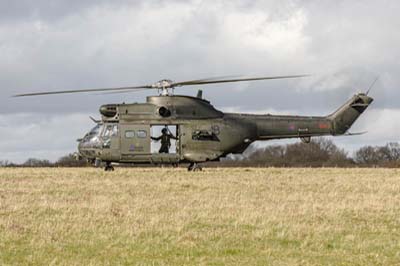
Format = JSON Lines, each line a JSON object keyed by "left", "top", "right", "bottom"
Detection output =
{"left": 153, "top": 79, "right": 175, "bottom": 96}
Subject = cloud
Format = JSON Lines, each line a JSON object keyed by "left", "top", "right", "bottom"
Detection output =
{"left": 0, "top": 0, "right": 144, "bottom": 23}
{"left": 0, "top": 113, "right": 94, "bottom": 163}
{"left": 0, "top": 1, "right": 399, "bottom": 162}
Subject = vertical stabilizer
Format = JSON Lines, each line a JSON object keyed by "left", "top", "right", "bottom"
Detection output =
{"left": 328, "top": 93, "right": 373, "bottom": 135}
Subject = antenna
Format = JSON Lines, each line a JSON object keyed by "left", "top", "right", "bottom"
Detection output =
{"left": 366, "top": 76, "right": 379, "bottom": 95}
{"left": 89, "top": 116, "right": 100, "bottom": 124}
{"left": 196, "top": 89, "right": 203, "bottom": 99}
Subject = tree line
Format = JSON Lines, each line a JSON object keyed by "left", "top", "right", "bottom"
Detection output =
{"left": 1, "top": 139, "right": 400, "bottom": 168}
{"left": 221, "top": 139, "right": 400, "bottom": 167}
{"left": 0, "top": 154, "right": 88, "bottom": 168}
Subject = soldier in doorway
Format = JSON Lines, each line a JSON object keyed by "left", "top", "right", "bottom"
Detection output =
{"left": 151, "top": 127, "right": 177, "bottom": 153}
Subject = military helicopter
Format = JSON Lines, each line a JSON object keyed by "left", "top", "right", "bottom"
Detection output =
{"left": 14, "top": 75, "right": 373, "bottom": 171}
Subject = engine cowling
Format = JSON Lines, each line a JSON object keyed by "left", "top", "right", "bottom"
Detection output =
{"left": 100, "top": 104, "right": 117, "bottom": 117}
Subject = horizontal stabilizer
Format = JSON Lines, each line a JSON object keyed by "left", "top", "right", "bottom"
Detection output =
{"left": 343, "top": 131, "right": 367, "bottom": 136}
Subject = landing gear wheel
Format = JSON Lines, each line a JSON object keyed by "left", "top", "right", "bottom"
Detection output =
{"left": 104, "top": 163, "right": 114, "bottom": 172}
{"left": 188, "top": 162, "right": 202, "bottom": 172}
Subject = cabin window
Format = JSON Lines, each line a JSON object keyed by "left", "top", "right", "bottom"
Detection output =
{"left": 211, "top": 125, "right": 220, "bottom": 135}
{"left": 125, "top": 130, "right": 135, "bottom": 138}
{"left": 137, "top": 130, "right": 147, "bottom": 138}
{"left": 192, "top": 130, "right": 219, "bottom": 141}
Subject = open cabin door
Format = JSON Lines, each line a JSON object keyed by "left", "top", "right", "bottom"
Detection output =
{"left": 150, "top": 125, "right": 179, "bottom": 154}
{"left": 150, "top": 124, "right": 181, "bottom": 164}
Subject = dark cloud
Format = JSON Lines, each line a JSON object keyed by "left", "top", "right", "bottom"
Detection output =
{"left": 0, "top": 0, "right": 144, "bottom": 23}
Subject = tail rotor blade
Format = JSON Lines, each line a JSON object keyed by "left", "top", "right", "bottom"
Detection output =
{"left": 366, "top": 76, "right": 379, "bottom": 95}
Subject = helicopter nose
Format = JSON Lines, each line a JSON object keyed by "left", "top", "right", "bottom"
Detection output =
{"left": 77, "top": 138, "right": 86, "bottom": 157}
{"left": 77, "top": 133, "right": 99, "bottom": 160}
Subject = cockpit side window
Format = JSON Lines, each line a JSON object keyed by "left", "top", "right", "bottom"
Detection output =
{"left": 101, "top": 124, "right": 119, "bottom": 149}
{"left": 103, "top": 124, "right": 119, "bottom": 138}
{"left": 111, "top": 125, "right": 118, "bottom": 136}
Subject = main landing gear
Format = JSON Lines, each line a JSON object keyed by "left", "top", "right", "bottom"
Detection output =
{"left": 188, "top": 162, "right": 202, "bottom": 172}
{"left": 104, "top": 162, "right": 114, "bottom": 172}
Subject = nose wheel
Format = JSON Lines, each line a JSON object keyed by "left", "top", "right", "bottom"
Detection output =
{"left": 104, "top": 162, "right": 114, "bottom": 172}
{"left": 188, "top": 162, "right": 202, "bottom": 172}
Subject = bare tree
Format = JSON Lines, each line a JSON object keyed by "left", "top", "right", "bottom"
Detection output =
{"left": 355, "top": 143, "right": 400, "bottom": 167}
{"left": 242, "top": 138, "right": 352, "bottom": 167}
{"left": 23, "top": 158, "right": 53, "bottom": 167}
{"left": 56, "top": 154, "right": 88, "bottom": 167}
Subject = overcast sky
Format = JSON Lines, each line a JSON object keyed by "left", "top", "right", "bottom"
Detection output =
{"left": 1, "top": 0, "right": 399, "bottom": 163}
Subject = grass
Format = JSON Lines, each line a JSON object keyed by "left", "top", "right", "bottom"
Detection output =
{"left": 0, "top": 167, "right": 400, "bottom": 265}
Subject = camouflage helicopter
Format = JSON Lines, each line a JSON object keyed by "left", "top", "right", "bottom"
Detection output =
{"left": 14, "top": 75, "right": 373, "bottom": 171}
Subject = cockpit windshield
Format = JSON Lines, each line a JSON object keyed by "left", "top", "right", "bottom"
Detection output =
{"left": 89, "top": 124, "right": 102, "bottom": 137}
{"left": 80, "top": 124, "right": 104, "bottom": 149}
{"left": 79, "top": 123, "right": 120, "bottom": 150}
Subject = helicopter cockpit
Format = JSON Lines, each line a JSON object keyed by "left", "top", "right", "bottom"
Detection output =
{"left": 79, "top": 124, "right": 103, "bottom": 150}
{"left": 78, "top": 123, "right": 121, "bottom": 160}
{"left": 80, "top": 123, "right": 120, "bottom": 147}
{"left": 77, "top": 124, "right": 102, "bottom": 161}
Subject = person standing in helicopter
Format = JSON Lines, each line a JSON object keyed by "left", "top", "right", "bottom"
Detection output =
{"left": 151, "top": 127, "right": 177, "bottom": 153}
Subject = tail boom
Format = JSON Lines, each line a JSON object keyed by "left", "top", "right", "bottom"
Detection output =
{"left": 251, "top": 93, "right": 373, "bottom": 141}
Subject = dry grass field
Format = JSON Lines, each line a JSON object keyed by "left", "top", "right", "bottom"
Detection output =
{"left": 0, "top": 167, "right": 400, "bottom": 265}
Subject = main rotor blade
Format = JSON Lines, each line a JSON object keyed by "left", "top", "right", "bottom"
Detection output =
{"left": 13, "top": 85, "right": 153, "bottom": 97}
{"left": 96, "top": 88, "right": 151, "bottom": 95}
{"left": 13, "top": 74, "right": 309, "bottom": 97}
{"left": 171, "top": 74, "right": 309, "bottom": 87}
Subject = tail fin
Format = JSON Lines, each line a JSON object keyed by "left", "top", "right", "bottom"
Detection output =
{"left": 328, "top": 93, "right": 373, "bottom": 135}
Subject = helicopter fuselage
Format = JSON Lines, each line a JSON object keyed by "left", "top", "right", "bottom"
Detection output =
{"left": 77, "top": 93, "right": 373, "bottom": 166}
